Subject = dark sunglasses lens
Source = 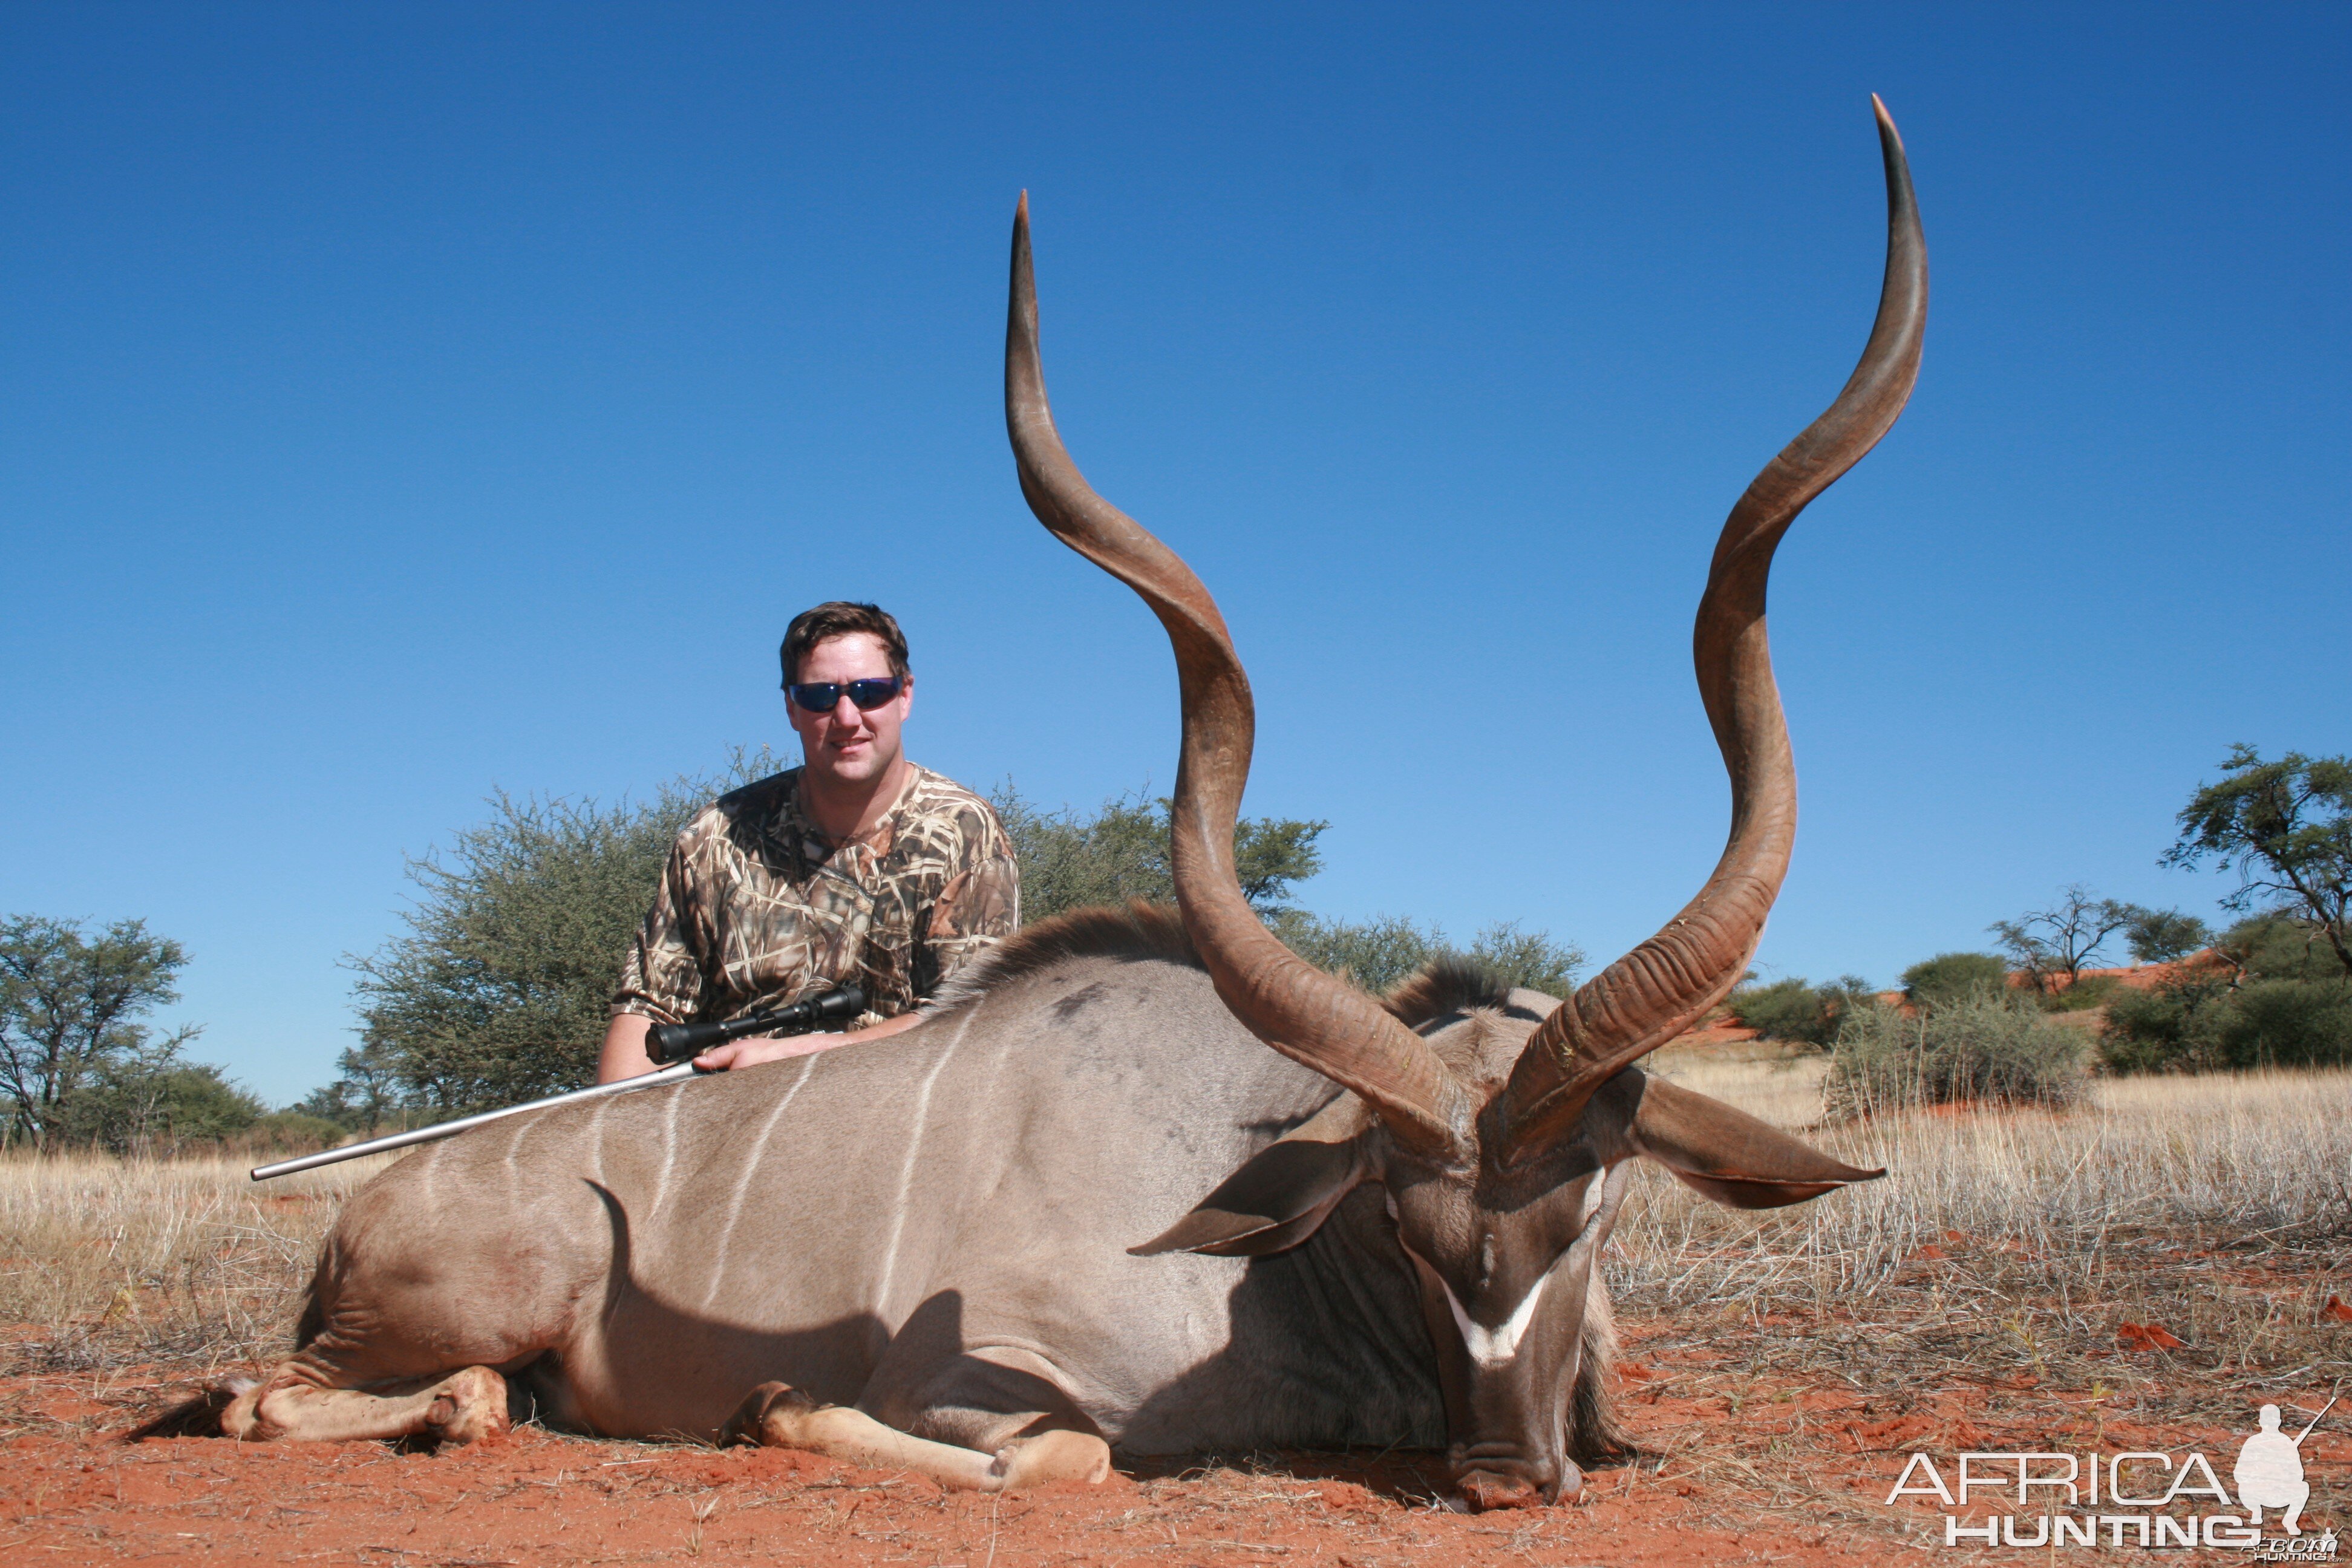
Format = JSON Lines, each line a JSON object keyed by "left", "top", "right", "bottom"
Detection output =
{"left": 788, "top": 679, "right": 898, "bottom": 712}
{"left": 787, "top": 684, "right": 840, "bottom": 712}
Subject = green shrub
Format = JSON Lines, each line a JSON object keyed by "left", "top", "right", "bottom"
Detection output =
{"left": 1459, "top": 921, "right": 1586, "bottom": 997}
{"left": 1268, "top": 912, "right": 1584, "bottom": 999}
{"left": 1270, "top": 912, "right": 1442, "bottom": 995}
{"left": 1728, "top": 975, "right": 1874, "bottom": 1046}
{"left": 2103, "top": 930, "right": 2352, "bottom": 1073}
{"left": 2214, "top": 979, "right": 2352, "bottom": 1068}
{"left": 239, "top": 1112, "right": 349, "bottom": 1155}
{"left": 1824, "top": 991, "right": 2089, "bottom": 1116}
{"left": 991, "top": 786, "right": 1326, "bottom": 923}
{"left": 53, "top": 1061, "right": 267, "bottom": 1152}
{"left": 2222, "top": 915, "right": 2341, "bottom": 982}
{"left": 1900, "top": 952, "right": 2010, "bottom": 1011}
{"left": 2101, "top": 973, "right": 2230, "bottom": 1074}
{"left": 2043, "top": 973, "right": 2120, "bottom": 1013}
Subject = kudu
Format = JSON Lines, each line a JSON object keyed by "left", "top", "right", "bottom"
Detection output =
{"left": 190, "top": 99, "right": 1921, "bottom": 1512}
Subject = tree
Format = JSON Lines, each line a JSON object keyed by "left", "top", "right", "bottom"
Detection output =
{"left": 2162, "top": 745, "right": 2352, "bottom": 979}
{"left": 2117, "top": 904, "right": 2211, "bottom": 965}
{"left": 1266, "top": 913, "right": 1586, "bottom": 999}
{"left": 0, "top": 915, "right": 203, "bottom": 1149}
{"left": 1459, "top": 920, "right": 1586, "bottom": 997}
{"left": 2216, "top": 912, "right": 2345, "bottom": 984}
{"left": 993, "top": 785, "right": 1582, "bottom": 996}
{"left": 290, "top": 1039, "right": 407, "bottom": 1134}
{"left": 58, "top": 1060, "right": 265, "bottom": 1152}
{"left": 1266, "top": 910, "right": 1439, "bottom": 995}
{"left": 1988, "top": 885, "right": 2132, "bottom": 991}
{"left": 990, "top": 786, "right": 1326, "bottom": 921}
{"left": 347, "top": 782, "right": 716, "bottom": 1116}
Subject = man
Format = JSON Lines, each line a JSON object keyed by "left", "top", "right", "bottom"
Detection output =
{"left": 596, "top": 602, "right": 1019, "bottom": 1083}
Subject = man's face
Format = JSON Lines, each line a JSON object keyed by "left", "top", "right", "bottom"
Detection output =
{"left": 786, "top": 632, "right": 913, "bottom": 790}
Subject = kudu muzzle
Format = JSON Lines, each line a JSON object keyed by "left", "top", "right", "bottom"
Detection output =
{"left": 1413, "top": 1161, "right": 1630, "bottom": 1509}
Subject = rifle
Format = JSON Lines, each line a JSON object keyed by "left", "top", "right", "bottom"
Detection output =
{"left": 250, "top": 983, "right": 866, "bottom": 1181}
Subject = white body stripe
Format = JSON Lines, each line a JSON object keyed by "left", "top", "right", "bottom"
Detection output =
{"left": 700, "top": 1054, "right": 823, "bottom": 1312}
{"left": 873, "top": 1011, "right": 973, "bottom": 1316}
{"left": 652, "top": 1086, "right": 682, "bottom": 1212}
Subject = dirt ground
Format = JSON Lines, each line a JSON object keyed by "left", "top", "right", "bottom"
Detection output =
{"left": 5, "top": 1295, "right": 2344, "bottom": 1568}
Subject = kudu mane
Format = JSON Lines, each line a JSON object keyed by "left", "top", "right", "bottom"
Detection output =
{"left": 1381, "top": 956, "right": 1527, "bottom": 1031}
{"left": 926, "top": 901, "right": 1201, "bottom": 1013}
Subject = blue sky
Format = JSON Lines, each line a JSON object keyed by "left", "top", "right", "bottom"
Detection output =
{"left": 3, "top": 5, "right": 2345, "bottom": 1105}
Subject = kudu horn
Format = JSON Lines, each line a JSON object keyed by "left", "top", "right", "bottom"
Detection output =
{"left": 1490, "top": 96, "right": 1928, "bottom": 1163}
{"left": 1005, "top": 192, "right": 1474, "bottom": 1158}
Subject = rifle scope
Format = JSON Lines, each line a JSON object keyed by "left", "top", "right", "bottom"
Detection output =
{"left": 644, "top": 982, "right": 866, "bottom": 1065}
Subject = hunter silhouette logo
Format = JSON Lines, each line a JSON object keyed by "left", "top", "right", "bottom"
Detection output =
{"left": 1884, "top": 1398, "right": 2336, "bottom": 1552}
{"left": 2238, "top": 1400, "right": 2333, "bottom": 1538}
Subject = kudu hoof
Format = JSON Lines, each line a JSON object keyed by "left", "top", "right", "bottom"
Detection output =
{"left": 987, "top": 1429, "right": 1113, "bottom": 1490}
{"left": 220, "top": 1379, "right": 276, "bottom": 1442}
{"left": 720, "top": 1381, "right": 822, "bottom": 1448}
{"left": 422, "top": 1367, "right": 510, "bottom": 1447}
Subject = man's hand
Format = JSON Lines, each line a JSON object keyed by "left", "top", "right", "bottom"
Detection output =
{"left": 693, "top": 1010, "right": 924, "bottom": 1073}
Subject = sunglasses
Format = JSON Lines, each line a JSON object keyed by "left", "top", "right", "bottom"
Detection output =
{"left": 783, "top": 676, "right": 904, "bottom": 713}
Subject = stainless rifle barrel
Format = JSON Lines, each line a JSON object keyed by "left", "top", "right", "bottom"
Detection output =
{"left": 250, "top": 1062, "right": 701, "bottom": 1181}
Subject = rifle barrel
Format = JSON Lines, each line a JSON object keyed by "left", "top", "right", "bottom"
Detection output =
{"left": 250, "top": 1062, "right": 701, "bottom": 1181}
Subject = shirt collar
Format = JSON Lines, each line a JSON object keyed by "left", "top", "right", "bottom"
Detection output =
{"left": 780, "top": 763, "right": 922, "bottom": 856}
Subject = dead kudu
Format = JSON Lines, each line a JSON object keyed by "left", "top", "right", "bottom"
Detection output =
{"left": 177, "top": 101, "right": 1922, "bottom": 1511}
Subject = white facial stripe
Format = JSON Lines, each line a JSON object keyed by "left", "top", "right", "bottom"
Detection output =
{"left": 1579, "top": 1164, "right": 1612, "bottom": 1228}
{"left": 1443, "top": 1272, "right": 1550, "bottom": 1368}
{"left": 1394, "top": 1161, "right": 1624, "bottom": 1372}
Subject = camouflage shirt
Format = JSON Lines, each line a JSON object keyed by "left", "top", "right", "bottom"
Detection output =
{"left": 612, "top": 765, "right": 1019, "bottom": 1030}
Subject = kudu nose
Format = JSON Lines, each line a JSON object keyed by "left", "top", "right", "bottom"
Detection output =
{"left": 1455, "top": 1470, "right": 1544, "bottom": 1512}
{"left": 1449, "top": 1440, "right": 1581, "bottom": 1511}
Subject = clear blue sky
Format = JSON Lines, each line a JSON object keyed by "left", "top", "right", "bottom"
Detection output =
{"left": 4, "top": 5, "right": 2345, "bottom": 1105}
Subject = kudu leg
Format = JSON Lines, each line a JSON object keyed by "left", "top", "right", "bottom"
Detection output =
{"left": 223, "top": 1365, "right": 509, "bottom": 1446}
{"left": 721, "top": 1382, "right": 1110, "bottom": 1492}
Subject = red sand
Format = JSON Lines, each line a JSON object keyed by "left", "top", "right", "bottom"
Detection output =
{"left": 8, "top": 1320, "right": 2337, "bottom": 1567}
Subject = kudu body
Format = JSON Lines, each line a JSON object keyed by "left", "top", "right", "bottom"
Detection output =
{"left": 197, "top": 101, "right": 1924, "bottom": 1511}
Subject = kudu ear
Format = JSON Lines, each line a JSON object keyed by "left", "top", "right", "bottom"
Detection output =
{"left": 1131, "top": 1096, "right": 1374, "bottom": 1258}
{"left": 1629, "top": 1074, "right": 1884, "bottom": 1210}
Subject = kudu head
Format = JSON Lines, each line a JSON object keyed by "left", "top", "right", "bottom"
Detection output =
{"left": 1005, "top": 98, "right": 1924, "bottom": 1511}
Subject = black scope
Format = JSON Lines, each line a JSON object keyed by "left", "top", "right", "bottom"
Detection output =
{"left": 644, "top": 983, "right": 866, "bottom": 1065}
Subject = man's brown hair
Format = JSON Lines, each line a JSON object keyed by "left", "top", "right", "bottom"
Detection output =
{"left": 780, "top": 602, "right": 911, "bottom": 687}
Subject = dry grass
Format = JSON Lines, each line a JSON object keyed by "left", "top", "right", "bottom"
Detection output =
{"left": 1616, "top": 1056, "right": 2352, "bottom": 1541}
{"left": 0, "top": 1149, "right": 399, "bottom": 1374}
{"left": 1648, "top": 1050, "right": 1832, "bottom": 1132}
{"left": 1633, "top": 1057, "right": 2352, "bottom": 1314}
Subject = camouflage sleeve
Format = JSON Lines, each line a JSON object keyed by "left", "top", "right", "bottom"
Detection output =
{"left": 610, "top": 828, "right": 710, "bottom": 1025}
{"left": 917, "top": 803, "right": 1021, "bottom": 996}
